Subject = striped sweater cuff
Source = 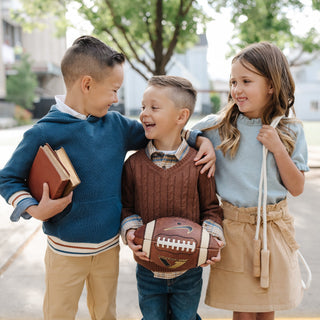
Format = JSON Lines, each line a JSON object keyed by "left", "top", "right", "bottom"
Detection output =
{"left": 121, "top": 214, "right": 143, "bottom": 244}
{"left": 8, "top": 191, "right": 33, "bottom": 208}
{"left": 202, "top": 219, "right": 225, "bottom": 245}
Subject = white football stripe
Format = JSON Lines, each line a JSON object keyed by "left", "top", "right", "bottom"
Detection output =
{"left": 156, "top": 237, "right": 196, "bottom": 252}
{"left": 142, "top": 220, "right": 155, "bottom": 258}
{"left": 198, "top": 228, "right": 210, "bottom": 266}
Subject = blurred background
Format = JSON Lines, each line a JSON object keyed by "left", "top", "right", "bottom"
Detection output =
{"left": 0, "top": 2, "right": 319, "bottom": 319}
{"left": 0, "top": 0, "right": 319, "bottom": 125}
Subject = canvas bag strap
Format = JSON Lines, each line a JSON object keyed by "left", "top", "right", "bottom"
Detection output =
{"left": 254, "top": 116, "right": 311, "bottom": 289}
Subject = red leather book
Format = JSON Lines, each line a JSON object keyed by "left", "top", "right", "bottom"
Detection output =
{"left": 28, "top": 143, "right": 80, "bottom": 201}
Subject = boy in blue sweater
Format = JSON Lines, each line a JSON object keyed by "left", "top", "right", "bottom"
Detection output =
{"left": 0, "top": 36, "right": 215, "bottom": 320}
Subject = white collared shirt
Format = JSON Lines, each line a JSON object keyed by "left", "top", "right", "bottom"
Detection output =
{"left": 55, "top": 95, "right": 87, "bottom": 120}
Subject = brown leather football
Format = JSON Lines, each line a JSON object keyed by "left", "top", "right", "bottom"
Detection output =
{"left": 134, "top": 217, "right": 219, "bottom": 271}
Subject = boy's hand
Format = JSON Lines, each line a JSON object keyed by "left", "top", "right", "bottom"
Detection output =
{"left": 127, "top": 229, "right": 150, "bottom": 261}
{"left": 26, "top": 183, "right": 73, "bottom": 221}
{"left": 194, "top": 136, "right": 216, "bottom": 177}
{"left": 200, "top": 239, "right": 224, "bottom": 267}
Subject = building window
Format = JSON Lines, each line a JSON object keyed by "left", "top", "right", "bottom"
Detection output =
{"left": 310, "top": 100, "right": 319, "bottom": 112}
{"left": 3, "top": 21, "right": 22, "bottom": 47}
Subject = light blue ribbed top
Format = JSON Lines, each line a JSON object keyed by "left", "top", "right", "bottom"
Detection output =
{"left": 193, "top": 114, "right": 309, "bottom": 207}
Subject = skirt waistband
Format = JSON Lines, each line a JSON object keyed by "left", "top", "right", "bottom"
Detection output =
{"left": 222, "top": 199, "right": 288, "bottom": 225}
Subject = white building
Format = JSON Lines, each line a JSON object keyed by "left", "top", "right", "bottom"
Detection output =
{"left": 0, "top": 0, "right": 66, "bottom": 117}
{"left": 291, "top": 58, "right": 320, "bottom": 121}
{"left": 208, "top": 58, "right": 320, "bottom": 121}
{"left": 121, "top": 34, "right": 211, "bottom": 115}
{"left": 1, "top": 2, "right": 212, "bottom": 118}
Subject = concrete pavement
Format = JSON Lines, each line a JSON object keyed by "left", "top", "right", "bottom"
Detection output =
{"left": 0, "top": 125, "right": 319, "bottom": 320}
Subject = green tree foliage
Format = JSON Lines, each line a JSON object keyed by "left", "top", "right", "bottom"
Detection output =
{"left": 312, "top": 0, "right": 320, "bottom": 10}
{"left": 13, "top": 0, "right": 210, "bottom": 80}
{"left": 213, "top": 0, "right": 320, "bottom": 65}
{"left": 210, "top": 92, "right": 221, "bottom": 114}
{"left": 12, "top": 0, "right": 320, "bottom": 75}
{"left": 6, "top": 54, "right": 38, "bottom": 110}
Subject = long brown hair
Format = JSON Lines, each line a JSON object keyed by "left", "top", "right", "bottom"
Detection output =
{"left": 205, "top": 42, "right": 298, "bottom": 158}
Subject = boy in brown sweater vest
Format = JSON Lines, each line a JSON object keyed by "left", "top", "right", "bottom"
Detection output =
{"left": 121, "top": 75, "right": 224, "bottom": 320}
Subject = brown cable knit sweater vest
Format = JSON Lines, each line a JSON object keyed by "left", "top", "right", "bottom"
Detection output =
{"left": 121, "top": 147, "right": 223, "bottom": 272}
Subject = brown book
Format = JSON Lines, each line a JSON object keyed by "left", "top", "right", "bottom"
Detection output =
{"left": 28, "top": 143, "right": 81, "bottom": 201}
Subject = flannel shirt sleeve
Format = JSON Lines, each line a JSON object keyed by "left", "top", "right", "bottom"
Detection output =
{"left": 202, "top": 219, "right": 225, "bottom": 245}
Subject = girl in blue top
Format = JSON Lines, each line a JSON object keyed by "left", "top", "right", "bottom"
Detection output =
{"left": 193, "top": 42, "right": 309, "bottom": 320}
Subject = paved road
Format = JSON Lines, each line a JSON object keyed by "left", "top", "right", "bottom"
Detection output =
{"left": 0, "top": 125, "right": 319, "bottom": 320}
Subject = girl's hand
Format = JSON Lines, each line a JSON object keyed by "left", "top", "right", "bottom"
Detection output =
{"left": 257, "top": 125, "right": 286, "bottom": 156}
{"left": 127, "top": 229, "right": 150, "bottom": 261}
{"left": 194, "top": 136, "right": 216, "bottom": 177}
{"left": 27, "top": 183, "right": 72, "bottom": 221}
{"left": 257, "top": 125, "right": 305, "bottom": 196}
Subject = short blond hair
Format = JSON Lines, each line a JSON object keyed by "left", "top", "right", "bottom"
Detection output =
{"left": 147, "top": 75, "right": 197, "bottom": 116}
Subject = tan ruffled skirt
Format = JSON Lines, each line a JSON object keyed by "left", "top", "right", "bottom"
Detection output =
{"left": 205, "top": 199, "right": 304, "bottom": 312}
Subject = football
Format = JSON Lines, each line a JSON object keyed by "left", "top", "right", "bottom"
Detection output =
{"left": 134, "top": 217, "right": 220, "bottom": 271}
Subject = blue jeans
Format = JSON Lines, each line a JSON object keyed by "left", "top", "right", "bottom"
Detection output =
{"left": 136, "top": 264, "right": 203, "bottom": 320}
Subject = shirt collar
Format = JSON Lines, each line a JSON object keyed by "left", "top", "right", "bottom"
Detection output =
{"left": 55, "top": 95, "right": 87, "bottom": 120}
{"left": 146, "top": 139, "right": 190, "bottom": 161}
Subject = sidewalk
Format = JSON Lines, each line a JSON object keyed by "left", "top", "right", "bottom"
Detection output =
{"left": 0, "top": 125, "right": 319, "bottom": 319}
{"left": 308, "top": 145, "right": 320, "bottom": 168}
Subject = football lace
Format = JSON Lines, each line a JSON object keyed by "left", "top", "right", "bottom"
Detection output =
{"left": 156, "top": 237, "right": 196, "bottom": 252}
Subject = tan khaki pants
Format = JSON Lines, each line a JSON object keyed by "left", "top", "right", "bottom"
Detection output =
{"left": 43, "top": 245, "right": 119, "bottom": 320}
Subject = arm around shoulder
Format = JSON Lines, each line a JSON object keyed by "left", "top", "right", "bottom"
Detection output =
{"left": 118, "top": 114, "right": 147, "bottom": 151}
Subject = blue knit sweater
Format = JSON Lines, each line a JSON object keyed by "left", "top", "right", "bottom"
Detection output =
{"left": 0, "top": 106, "right": 147, "bottom": 244}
